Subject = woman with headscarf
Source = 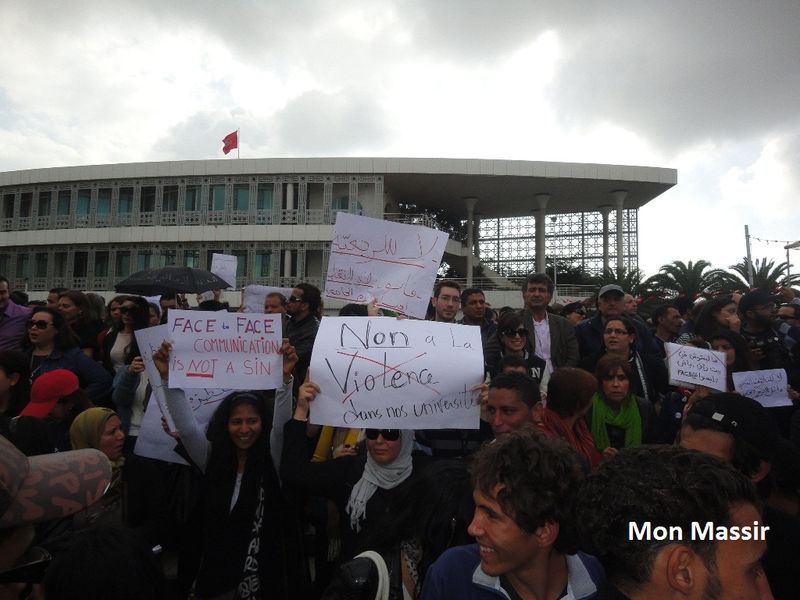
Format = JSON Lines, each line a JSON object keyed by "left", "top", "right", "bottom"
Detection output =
{"left": 156, "top": 340, "right": 302, "bottom": 600}
{"left": 69, "top": 407, "right": 170, "bottom": 548}
{"left": 281, "top": 378, "right": 425, "bottom": 562}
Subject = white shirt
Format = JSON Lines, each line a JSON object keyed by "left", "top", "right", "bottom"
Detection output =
{"left": 532, "top": 315, "right": 553, "bottom": 374}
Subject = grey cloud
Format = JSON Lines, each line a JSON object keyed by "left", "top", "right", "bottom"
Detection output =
{"left": 271, "top": 89, "right": 392, "bottom": 155}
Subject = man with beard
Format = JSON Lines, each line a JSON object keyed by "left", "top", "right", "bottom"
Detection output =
{"left": 574, "top": 445, "right": 773, "bottom": 600}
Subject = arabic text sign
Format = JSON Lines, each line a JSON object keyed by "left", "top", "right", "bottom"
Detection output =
{"left": 309, "top": 317, "right": 484, "bottom": 428}
{"left": 167, "top": 309, "right": 282, "bottom": 389}
{"left": 733, "top": 369, "right": 791, "bottom": 408}
{"left": 210, "top": 253, "right": 238, "bottom": 288}
{"left": 666, "top": 343, "right": 727, "bottom": 392}
{"left": 325, "top": 212, "right": 448, "bottom": 319}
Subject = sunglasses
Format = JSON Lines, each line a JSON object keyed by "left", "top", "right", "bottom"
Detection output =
{"left": 364, "top": 429, "right": 401, "bottom": 441}
{"left": 287, "top": 296, "right": 305, "bottom": 303}
{"left": 26, "top": 319, "right": 52, "bottom": 330}
{"left": 501, "top": 328, "right": 528, "bottom": 338}
{"left": 119, "top": 305, "right": 140, "bottom": 314}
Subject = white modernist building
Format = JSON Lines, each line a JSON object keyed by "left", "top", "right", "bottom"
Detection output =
{"left": 0, "top": 157, "right": 676, "bottom": 298}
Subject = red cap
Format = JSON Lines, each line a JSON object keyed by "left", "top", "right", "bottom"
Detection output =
{"left": 21, "top": 369, "right": 80, "bottom": 419}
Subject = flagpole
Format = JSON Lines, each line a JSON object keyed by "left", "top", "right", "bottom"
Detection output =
{"left": 237, "top": 128, "right": 240, "bottom": 159}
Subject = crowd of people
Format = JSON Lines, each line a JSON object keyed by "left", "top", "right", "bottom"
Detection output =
{"left": 1, "top": 271, "right": 799, "bottom": 599}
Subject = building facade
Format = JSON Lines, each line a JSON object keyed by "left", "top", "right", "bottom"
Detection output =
{"left": 0, "top": 158, "right": 676, "bottom": 295}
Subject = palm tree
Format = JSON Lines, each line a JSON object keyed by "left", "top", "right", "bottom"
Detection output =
{"left": 645, "top": 260, "right": 729, "bottom": 299}
{"left": 591, "top": 266, "right": 650, "bottom": 297}
{"left": 726, "top": 257, "right": 800, "bottom": 291}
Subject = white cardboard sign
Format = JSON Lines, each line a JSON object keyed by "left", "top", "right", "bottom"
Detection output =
{"left": 665, "top": 343, "right": 727, "bottom": 392}
{"left": 733, "top": 368, "right": 792, "bottom": 408}
{"left": 210, "top": 252, "right": 238, "bottom": 288}
{"left": 133, "top": 325, "right": 175, "bottom": 432}
{"left": 308, "top": 317, "right": 484, "bottom": 429}
{"left": 325, "top": 212, "right": 448, "bottom": 319}
{"left": 134, "top": 387, "right": 233, "bottom": 465}
{"left": 167, "top": 309, "right": 282, "bottom": 390}
{"left": 241, "top": 285, "right": 294, "bottom": 314}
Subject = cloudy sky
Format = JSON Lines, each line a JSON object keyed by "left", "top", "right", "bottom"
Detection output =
{"left": 2, "top": 0, "right": 798, "bottom": 276}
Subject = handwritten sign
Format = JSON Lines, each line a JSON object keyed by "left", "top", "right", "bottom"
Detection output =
{"left": 210, "top": 253, "right": 238, "bottom": 288}
{"left": 733, "top": 369, "right": 792, "bottom": 408}
{"left": 325, "top": 212, "right": 448, "bottom": 319}
{"left": 167, "top": 309, "right": 282, "bottom": 389}
{"left": 133, "top": 325, "right": 175, "bottom": 432}
{"left": 666, "top": 343, "right": 727, "bottom": 392}
{"left": 309, "top": 317, "right": 484, "bottom": 428}
{"left": 135, "top": 387, "right": 232, "bottom": 465}
{"left": 242, "top": 285, "right": 294, "bottom": 314}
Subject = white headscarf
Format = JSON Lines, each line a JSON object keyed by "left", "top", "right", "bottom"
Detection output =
{"left": 345, "top": 430, "right": 414, "bottom": 532}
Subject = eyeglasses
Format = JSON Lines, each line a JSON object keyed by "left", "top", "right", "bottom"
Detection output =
{"left": 287, "top": 296, "right": 305, "bottom": 303}
{"left": 500, "top": 328, "right": 528, "bottom": 338}
{"left": 604, "top": 328, "right": 631, "bottom": 336}
{"left": 364, "top": 429, "right": 401, "bottom": 441}
{"left": 26, "top": 320, "right": 52, "bottom": 330}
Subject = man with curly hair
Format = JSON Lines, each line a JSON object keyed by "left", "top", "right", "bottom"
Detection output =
{"left": 574, "top": 446, "right": 772, "bottom": 600}
{"left": 422, "top": 428, "right": 604, "bottom": 600}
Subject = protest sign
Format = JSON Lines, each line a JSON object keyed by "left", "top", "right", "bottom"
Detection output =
{"left": 325, "top": 212, "right": 449, "bottom": 319}
{"left": 210, "top": 252, "right": 238, "bottom": 288}
{"left": 135, "top": 387, "right": 232, "bottom": 465}
{"left": 167, "top": 309, "right": 283, "bottom": 389}
{"left": 241, "top": 285, "right": 294, "bottom": 313}
{"left": 309, "top": 317, "right": 484, "bottom": 429}
{"left": 133, "top": 325, "right": 175, "bottom": 432}
{"left": 733, "top": 368, "right": 792, "bottom": 408}
{"left": 665, "top": 343, "right": 727, "bottom": 392}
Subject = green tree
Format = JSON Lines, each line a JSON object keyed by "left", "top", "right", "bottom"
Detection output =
{"left": 591, "top": 266, "right": 650, "bottom": 297}
{"left": 726, "top": 257, "right": 800, "bottom": 291}
{"left": 645, "top": 260, "right": 729, "bottom": 298}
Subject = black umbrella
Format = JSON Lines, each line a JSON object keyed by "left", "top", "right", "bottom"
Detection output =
{"left": 114, "top": 266, "right": 232, "bottom": 295}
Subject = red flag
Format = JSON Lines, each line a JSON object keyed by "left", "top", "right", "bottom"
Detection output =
{"left": 222, "top": 130, "right": 238, "bottom": 155}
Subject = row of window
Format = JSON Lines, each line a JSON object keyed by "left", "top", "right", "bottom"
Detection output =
{"left": 1, "top": 185, "right": 276, "bottom": 219}
{"left": 1, "top": 249, "right": 273, "bottom": 281}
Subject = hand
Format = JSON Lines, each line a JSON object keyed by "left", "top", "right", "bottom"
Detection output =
{"left": 602, "top": 447, "right": 619, "bottom": 460}
{"left": 280, "top": 338, "right": 298, "bottom": 383}
{"left": 683, "top": 386, "right": 711, "bottom": 418}
{"left": 161, "top": 417, "right": 179, "bottom": 440}
{"left": 128, "top": 356, "right": 145, "bottom": 374}
{"left": 333, "top": 444, "right": 358, "bottom": 459}
{"left": 153, "top": 342, "right": 172, "bottom": 380}
{"left": 295, "top": 373, "right": 320, "bottom": 420}
{"left": 367, "top": 299, "right": 380, "bottom": 317}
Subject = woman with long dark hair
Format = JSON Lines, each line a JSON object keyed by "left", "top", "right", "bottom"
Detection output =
{"left": 587, "top": 354, "right": 655, "bottom": 453}
{"left": 685, "top": 294, "right": 741, "bottom": 342}
{"left": 56, "top": 290, "right": 105, "bottom": 359}
{"left": 105, "top": 296, "right": 152, "bottom": 447}
{"left": 26, "top": 307, "right": 112, "bottom": 407}
{"left": 156, "top": 340, "right": 301, "bottom": 599}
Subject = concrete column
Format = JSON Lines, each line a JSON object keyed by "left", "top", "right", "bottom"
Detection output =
{"left": 464, "top": 197, "right": 478, "bottom": 286}
{"left": 284, "top": 249, "right": 293, "bottom": 279}
{"left": 611, "top": 190, "right": 627, "bottom": 271}
{"left": 285, "top": 183, "right": 294, "bottom": 211}
{"left": 598, "top": 205, "right": 612, "bottom": 271}
{"left": 535, "top": 194, "right": 550, "bottom": 273}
